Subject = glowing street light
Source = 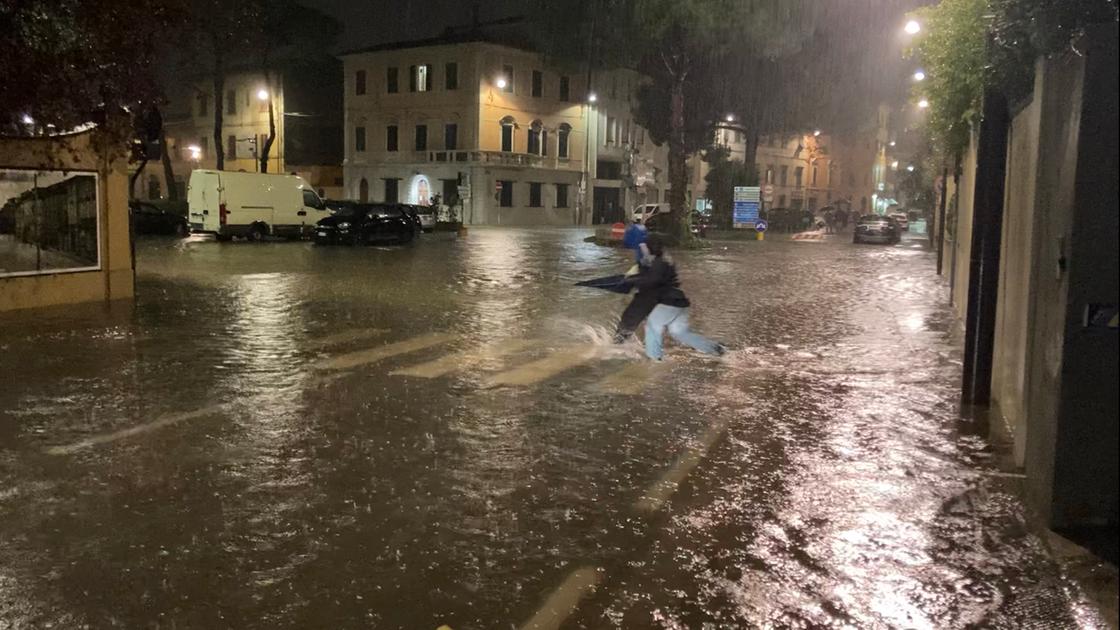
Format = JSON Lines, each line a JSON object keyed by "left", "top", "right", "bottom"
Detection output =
{"left": 725, "top": 114, "right": 735, "bottom": 123}
{"left": 187, "top": 145, "right": 203, "bottom": 161}
{"left": 904, "top": 20, "right": 921, "bottom": 35}
{"left": 891, "top": 160, "right": 900, "bottom": 170}
{"left": 257, "top": 88, "right": 270, "bottom": 101}
{"left": 906, "top": 164, "right": 916, "bottom": 172}
{"left": 20, "top": 114, "right": 34, "bottom": 125}
{"left": 813, "top": 129, "right": 822, "bottom": 137}
{"left": 917, "top": 98, "right": 930, "bottom": 109}
{"left": 889, "top": 140, "right": 897, "bottom": 147}
{"left": 913, "top": 70, "right": 926, "bottom": 82}
{"left": 587, "top": 92, "right": 598, "bottom": 103}
{"left": 495, "top": 77, "right": 508, "bottom": 89}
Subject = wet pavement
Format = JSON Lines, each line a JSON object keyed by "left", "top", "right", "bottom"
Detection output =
{"left": 0, "top": 228, "right": 1101, "bottom": 628}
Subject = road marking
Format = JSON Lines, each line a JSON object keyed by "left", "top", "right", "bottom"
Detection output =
{"left": 592, "top": 360, "right": 667, "bottom": 395}
{"left": 634, "top": 418, "right": 730, "bottom": 512}
{"left": 307, "top": 328, "right": 389, "bottom": 349}
{"left": 519, "top": 566, "right": 601, "bottom": 630}
{"left": 484, "top": 345, "right": 600, "bottom": 388}
{"left": 44, "top": 403, "right": 229, "bottom": 456}
{"left": 390, "top": 338, "right": 534, "bottom": 378}
{"left": 315, "top": 332, "right": 455, "bottom": 371}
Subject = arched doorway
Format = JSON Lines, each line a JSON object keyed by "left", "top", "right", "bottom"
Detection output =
{"left": 359, "top": 178, "right": 369, "bottom": 202}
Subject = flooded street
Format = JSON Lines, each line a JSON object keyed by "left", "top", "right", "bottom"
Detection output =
{"left": 0, "top": 229, "right": 1093, "bottom": 628}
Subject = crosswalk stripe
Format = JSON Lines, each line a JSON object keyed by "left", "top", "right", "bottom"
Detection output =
{"left": 390, "top": 338, "right": 534, "bottom": 378}
{"left": 484, "top": 345, "right": 600, "bottom": 388}
{"left": 592, "top": 360, "right": 667, "bottom": 395}
{"left": 307, "top": 328, "right": 389, "bottom": 349}
{"left": 315, "top": 332, "right": 455, "bottom": 371}
{"left": 519, "top": 566, "right": 601, "bottom": 630}
{"left": 44, "top": 403, "right": 229, "bottom": 455}
{"left": 634, "top": 417, "right": 730, "bottom": 512}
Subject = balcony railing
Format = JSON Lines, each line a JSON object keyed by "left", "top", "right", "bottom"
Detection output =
{"left": 355, "top": 150, "right": 582, "bottom": 171}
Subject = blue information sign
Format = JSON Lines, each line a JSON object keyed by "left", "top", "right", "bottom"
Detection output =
{"left": 732, "top": 186, "right": 761, "bottom": 228}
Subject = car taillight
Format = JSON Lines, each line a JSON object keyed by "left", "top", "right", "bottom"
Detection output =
{"left": 219, "top": 203, "right": 228, "bottom": 226}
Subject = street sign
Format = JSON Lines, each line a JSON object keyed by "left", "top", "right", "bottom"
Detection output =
{"left": 762, "top": 183, "right": 775, "bottom": 203}
{"left": 457, "top": 185, "right": 471, "bottom": 200}
{"left": 754, "top": 219, "right": 769, "bottom": 233}
{"left": 733, "top": 186, "right": 761, "bottom": 229}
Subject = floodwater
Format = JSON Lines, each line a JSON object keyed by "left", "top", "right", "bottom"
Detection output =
{"left": 0, "top": 229, "right": 1097, "bottom": 628}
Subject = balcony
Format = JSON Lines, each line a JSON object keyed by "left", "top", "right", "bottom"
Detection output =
{"left": 353, "top": 150, "right": 582, "bottom": 171}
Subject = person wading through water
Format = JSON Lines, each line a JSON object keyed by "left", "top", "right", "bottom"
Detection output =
{"left": 613, "top": 234, "right": 726, "bottom": 360}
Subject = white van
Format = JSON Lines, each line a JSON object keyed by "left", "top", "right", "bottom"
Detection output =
{"left": 631, "top": 203, "right": 669, "bottom": 222}
{"left": 187, "top": 170, "right": 329, "bottom": 241}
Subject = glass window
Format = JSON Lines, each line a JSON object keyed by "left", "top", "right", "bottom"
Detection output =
{"left": 302, "top": 189, "right": 324, "bottom": 209}
{"left": 811, "top": 165, "right": 818, "bottom": 186}
{"left": 226, "top": 89, "right": 237, "bottom": 115}
{"left": 559, "top": 76, "right": 570, "bottom": 101}
{"left": 386, "top": 67, "right": 399, "bottom": 93}
{"left": 415, "top": 125, "right": 427, "bottom": 151}
{"left": 502, "top": 65, "right": 514, "bottom": 92}
{"left": 558, "top": 123, "right": 571, "bottom": 159}
{"left": 355, "top": 126, "right": 366, "bottom": 152}
{"left": 532, "top": 70, "right": 543, "bottom": 97}
{"left": 383, "top": 178, "right": 399, "bottom": 203}
{"left": 529, "top": 182, "right": 542, "bottom": 207}
{"left": 197, "top": 93, "right": 209, "bottom": 117}
{"left": 386, "top": 125, "right": 398, "bottom": 152}
{"left": 780, "top": 165, "right": 789, "bottom": 186}
{"left": 527, "top": 121, "right": 542, "bottom": 155}
{"left": 445, "top": 62, "right": 458, "bottom": 90}
{"left": 444, "top": 123, "right": 458, "bottom": 151}
{"left": 794, "top": 166, "right": 804, "bottom": 187}
{"left": 556, "top": 183, "right": 569, "bottom": 207}
{"left": 355, "top": 70, "right": 366, "bottom": 95}
{"left": 411, "top": 64, "right": 431, "bottom": 92}
{"left": 606, "top": 117, "right": 616, "bottom": 145}
{"left": 227, "top": 134, "right": 237, "bottom": 160}
{"left": 0, "top": 169, "right": 100, "bottom": 276}
{"left": 498, "top": 180, "right": 513, "bottom": 207}
{"left": 500, "top": 118, "right": 515, "bottom": 152}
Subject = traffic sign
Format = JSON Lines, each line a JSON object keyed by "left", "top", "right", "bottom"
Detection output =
{"left": 762, "top": 184, "right": 775, "bottom": 203}
{"left": 754, "top": 219, "right": 769, "bottom": 232}
{"left": 733, "top": 186, "right": 761, "bottom": 229}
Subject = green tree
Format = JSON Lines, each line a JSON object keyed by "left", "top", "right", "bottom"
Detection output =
{"left": 702, "top": 146, "right": 755, "bottom": 229}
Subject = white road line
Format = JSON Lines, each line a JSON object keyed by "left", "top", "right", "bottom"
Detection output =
{"left": 314, "top": 332, "right": 455, "bottom": 371}
{"left": 484, "top": 346, "right": 600, "bottom": 388}
{"left": 592, "top": 360, "right": 667, "bottom": 395}
{"left": 44, "top": 403, "right": 229, "bottom": 456}
{"left": 390, "top": 338, "right": 534, "bottom": 378}
{"left": 519, "top": 566, "right": 602, "bottom": 630}
{"left": 306, "top": 328, "right": 389, "bottom": 349}
{"left": 634, "top": 418, "right": 730, "bottom": 512}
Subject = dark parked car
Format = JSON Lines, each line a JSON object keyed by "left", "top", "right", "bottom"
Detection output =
{"left": 314, "top": 202, "right": 419, "bottom": 245}
{"left": 130, "top": 201, "right": 188, "bottom": 237}
{"left": 853, "top": 214, "right": 901, "bottom": 244}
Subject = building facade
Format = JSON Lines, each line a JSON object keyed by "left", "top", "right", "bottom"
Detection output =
{"left": 340, "top": 38, "right": 670, "bottom": 225}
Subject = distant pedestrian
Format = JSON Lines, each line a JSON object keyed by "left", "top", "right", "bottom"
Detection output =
{"left": 627, "top": 235, "right": 725, "bottom": 361}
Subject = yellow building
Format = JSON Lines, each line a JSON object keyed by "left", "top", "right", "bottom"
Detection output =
{"left": 341, "top": 36, "right": 670, "bottom": 225}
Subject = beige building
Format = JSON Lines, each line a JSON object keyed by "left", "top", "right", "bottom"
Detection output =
{"left": 340, "top": 37, "right": 670, "bottom": 225}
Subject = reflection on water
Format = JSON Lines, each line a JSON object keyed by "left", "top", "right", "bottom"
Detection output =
{"left": 0, "top": 229, "right": 1090, "bottom": 628}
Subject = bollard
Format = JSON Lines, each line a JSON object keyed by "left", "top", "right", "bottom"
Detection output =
{"left": 756, "top": 231, "right": 764, "bottom": 241}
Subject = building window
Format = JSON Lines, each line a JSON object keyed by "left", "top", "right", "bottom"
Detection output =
{"left": 794, "top": 166, "right": 804, "bottom": 187}
{"left": 556, "top": 183, "right": 569, "bottom": 207}
{"left": 559, "top": 76, "right": 570, "bottom": 101}
{"left": 779, "top": 165, "right": 789, "bottom": 186}
{"left": 558, "top": 123, "right": 571, "bottom": 159}
{"left": 355, "top": 70, "right": 367, "bottom": 95}
{"left": 386, "top": 67, "right": 399, "bottom": 93}
{"left": 527, "top": 120, "right": 542, "bottom": 155}
{"left": 415, "top": 124, "right": 427, "bottom": 151}
{"left": 226, "top": 89, "right": 237, "bottom": 115}
{"left": 502, "top": 64, "right": 514, "bottom": 92}
{"left": 498, "top": 180, "right": 513, "bottom": 207}
{"left": 199, "top": 136, "right": 208, "bottom": 154}
{"left": 227, "top": 134, "right": 237, "bottom": 159}
{"left": 359, "top": 178, "right": 369, "bottom": 202}
{"left": 779, "top": 194, "right": 787, "bottom": 207}
{"left": 410, "top": 64, "right": 431, "bottom": 92}
{"left": 529, "top": 182, "right": 542, "bottom": 207}
{"left": 811, "top": 164, "right": 818, "bottom": 186}
{"left": 445, "top": 62, "right": 458, "bottom": 90}
{"left": 444, "top": 123, "right": 458, "bottom": 150}
{"left": 147, "top": 174, "right": 160, "bottom": 200}
{"left": 384, "top": 178, "right": 399, "bottom": 203}
{"left": 197, "top": 93, "right": 209, "bottom": 117}
{"left": 531, "top": 70, "right": 543, "bottom": 97}
{"left": 596, "top": 160, "right": 622, "bottom": 180}
{"left": 500, "top": 116, "right": 515, "bottom": 152}
{"left": 386, "top": 125, "right": 398, "bottom": 151}
{"left": 766, "top": 165, "right": 775, "bottom": 184}
{"left": 355, "top": 126, "right": 366, "bottom": 152}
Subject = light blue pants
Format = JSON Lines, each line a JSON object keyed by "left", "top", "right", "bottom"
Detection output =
{"left": 644, "top": 304, "right": 721, "bottom": 360}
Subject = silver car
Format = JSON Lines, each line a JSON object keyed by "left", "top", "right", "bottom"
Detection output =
{"left": 853, "top": 214, "right": 901, "bottom": 244}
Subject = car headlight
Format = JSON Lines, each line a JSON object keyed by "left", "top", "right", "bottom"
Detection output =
{"left": 337, "top": 222, "right": 351, "bottom": 230}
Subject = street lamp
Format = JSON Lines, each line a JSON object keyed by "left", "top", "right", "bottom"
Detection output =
{"left": 889, "top": 140, "right": 897, "bottom": 147}
{"left": 891, "top": 160, "right": 899, "bottom": 170}
{"left": 813, "top": 129, "right": 821, "bottom": 137}
{"left": 913, "top": 70, "right": 926, "bottom": 82}
{"left": 587, "top": 92, "right": 598, "bottom": 103}
{"left": 904, "top": 19, "right": 921, "bottom": 35}
{"left": 187, "top": 145, "right": 202, "bottom": 161}
{"left": 257, "top": 88, "right": 269, "bottom": 101}
{"left": 20, "top": 114, "right": 33, "bottom": 125}
{"left": 495, "top": 77, "right": 508, "bottom": 89}
{"left": 725, "top": 114, "right": 735, "bottom": 123}
{"left": 906, "top": 164, "right": 916, "bottom": 172}
{"left": 917, "top": 98, "right": 930, "bottom": 109}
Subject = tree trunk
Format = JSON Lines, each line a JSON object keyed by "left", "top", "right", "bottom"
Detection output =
{"left": 667, "top": 73, "right": 688, "bottom": 241}
{"left": 129, "top": 159, "right": 148, "bottom": 199}
{"left": 743, "top": 127, "right": 760, "bottom": 184}
{"left": 259, "top": 71, "right": 276, "bottom": 173}
{"left": 160, "top": 125, "right": 178, "bottom": 200}
{"left": 213, "top": 50, "right": 226, "bottom": 171}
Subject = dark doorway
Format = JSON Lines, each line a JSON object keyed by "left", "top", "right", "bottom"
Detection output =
{"left": 593, "top": 187, "right": 622, "bottom": 224}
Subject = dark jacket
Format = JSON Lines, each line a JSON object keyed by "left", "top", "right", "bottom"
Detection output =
{"left": 616, "top": 257, "right": 690, "bottom": 336}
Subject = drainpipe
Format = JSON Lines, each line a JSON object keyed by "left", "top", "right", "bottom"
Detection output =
{"left": 960, "top": 88, "right": 1010, "bottom": 406}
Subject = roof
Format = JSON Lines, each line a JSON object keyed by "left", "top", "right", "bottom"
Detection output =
{"left": 338, "top": 18, "right": 533, "bottom": 57}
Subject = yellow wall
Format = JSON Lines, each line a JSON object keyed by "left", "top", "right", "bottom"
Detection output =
{"left": 1, "top": 129, "right": 134, "bottom": 312}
